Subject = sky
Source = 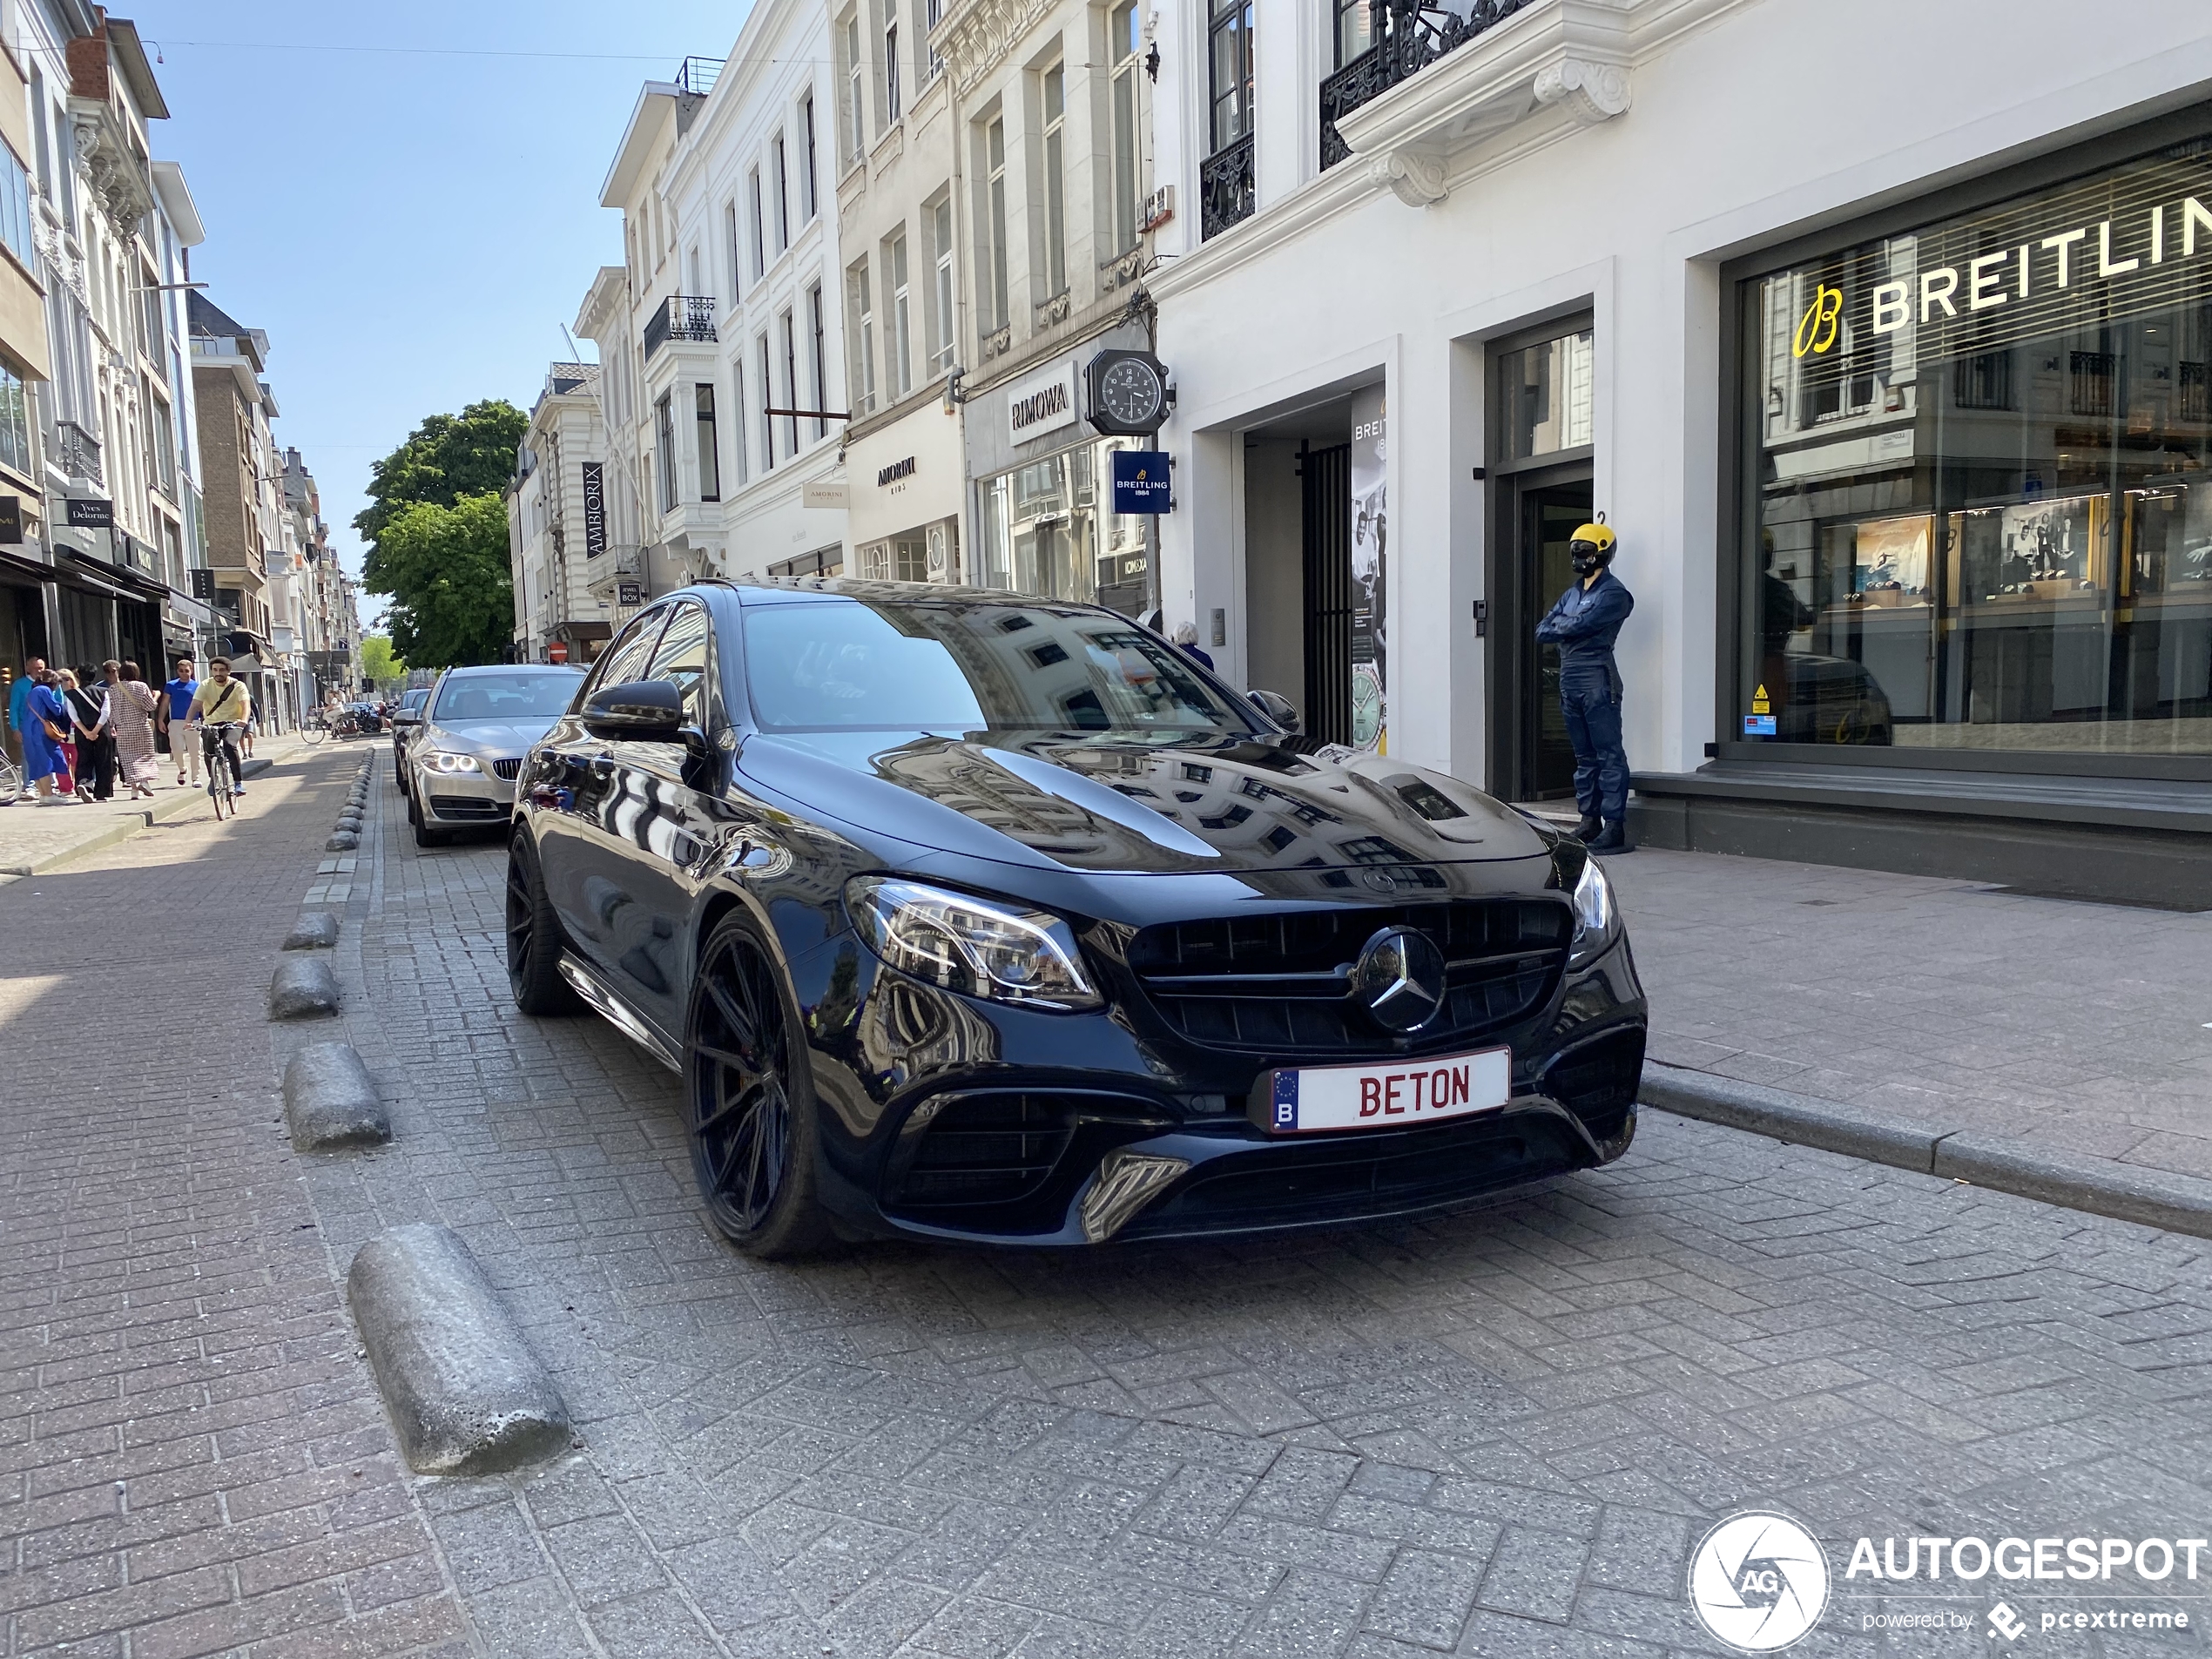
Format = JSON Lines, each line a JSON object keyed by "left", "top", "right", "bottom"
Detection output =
{"left": 122, "top": 1, "right": 755, "bottom": 631}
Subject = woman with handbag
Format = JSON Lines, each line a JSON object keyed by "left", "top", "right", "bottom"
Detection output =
{"left": 64, "top": 667, "right": 114, "bottom": 803}
{"left": 108, "top": 660, "right": 161, "bottom": 800}
{"left": 21, "top": 669, "right": 71, "bottom": 803}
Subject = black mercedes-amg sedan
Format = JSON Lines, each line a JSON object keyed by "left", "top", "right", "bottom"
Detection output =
{"left": 505, "top": 579, "right": 1645, "bottom": 1256}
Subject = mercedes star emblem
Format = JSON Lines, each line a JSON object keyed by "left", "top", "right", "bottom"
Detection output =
{"left": 1352, "top": 927, "right": 1447, "bottom": 1033}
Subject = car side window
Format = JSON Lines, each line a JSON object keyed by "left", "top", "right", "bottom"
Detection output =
{"left": 585, "top": 610, "right": 671, "bottom": 703}
{"left": 644, "top": 601, "right": 715, "bottom": 730}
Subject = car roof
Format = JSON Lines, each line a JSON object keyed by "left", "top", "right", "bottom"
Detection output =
{"left": 702, "top": 577, "right": 1116, "bottom": 611}
{"left": 437, "top": 664, "right": 583, "bottom": 677}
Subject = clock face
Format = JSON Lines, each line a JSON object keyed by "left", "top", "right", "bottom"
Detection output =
{"left": 1100, "top": 358, "right": 1163, "bottom": 427}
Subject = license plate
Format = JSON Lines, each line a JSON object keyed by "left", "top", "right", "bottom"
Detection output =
{"left": 1257, "top": 1047, "right": 1511, "bottom": 1135}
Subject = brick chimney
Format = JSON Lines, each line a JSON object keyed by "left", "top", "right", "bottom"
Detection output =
{"left": 66, "top": 7, "right": 111, "bottom": 102}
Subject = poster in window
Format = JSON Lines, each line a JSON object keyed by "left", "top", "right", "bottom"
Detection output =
{"left": 1348, "top": 383, "right": 1386, "bottom": 752}
{"left": 1851, "top": 515, "right": 1931, "bottom": 604}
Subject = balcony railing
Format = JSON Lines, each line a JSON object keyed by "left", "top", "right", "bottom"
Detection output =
{"left": 675, "top": 57, "right": 725, "bottom": 97}
{"left": 1199, "top": 132, "right": 1256, "bottom": 240}
{"left": 1319, "top": 0, "right": 1534, "bottom": 169}
{"left": 644, "top": 294, "right": 717, "bottom": 359}
{"left": 56, "top": 420, "right": 102, "bottom": 487}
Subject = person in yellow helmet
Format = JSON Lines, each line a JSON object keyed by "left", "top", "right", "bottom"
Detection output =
{"left": 1534, "top": 517, "right": 1634, "bottom": 852}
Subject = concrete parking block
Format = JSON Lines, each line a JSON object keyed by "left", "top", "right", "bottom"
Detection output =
{"left": 347, "top": 1223, "right": 572, "bottom": 1476}
{"left": 270, "top": 954, "right": 342, "bottom": 1019}
{"left": 283, "top": 1041, "right": 390, "bottom": 1150}
{"left": 283, "top": 909, "right": 341, "bottom": 950}
{"left": 327, "top": 830, "right": 360, "bottom": 851}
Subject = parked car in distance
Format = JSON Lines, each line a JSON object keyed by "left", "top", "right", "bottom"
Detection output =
{"left": 506, "top": 579, "right": 1647, "bottom": 1258}
{"left": 405, "top": 664, "right": 583, "bottom": 847}
{"left": 389, "top": 687, "right": 431, "bottom": 792}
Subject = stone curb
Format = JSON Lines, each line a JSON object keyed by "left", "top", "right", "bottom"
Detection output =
{"left": 347, "top": 1224, "right": 571, "bottom": 1476}
{"left": 1641, "top": 1062, "right": 2212, "bottom": 1242}
{"left": 269, "top": 955, "right": 341, "bottom": 1020}
{"left": 284, "top": 910, "right": 341, "bottom": 950}
{"left": 283, "top": 1042, "right": 390, "bottom": 1150}
{"left": 327, "top": 832, "right": 359, "bottom": 851}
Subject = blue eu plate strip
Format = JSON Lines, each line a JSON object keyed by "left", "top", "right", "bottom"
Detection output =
{"left": 1271, "top": 1072, "right": 1299, "bottom": 1131}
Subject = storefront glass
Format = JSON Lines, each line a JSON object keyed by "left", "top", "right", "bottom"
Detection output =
{"left": 976, "top": 435, "right": 1150, "bottom": 615}
{"left": 1740, "top": 131, "right": 2212, "bottom": 760}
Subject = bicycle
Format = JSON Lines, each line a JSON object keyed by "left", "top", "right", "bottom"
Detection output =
{"left": 303, "top": 709, "right": 332, "bottom": 744}
{"left": 202, "top": 721, "right": 245, "bottom": 821}
{"left": 0, "top": 751, "right": 19, "bottom": 804}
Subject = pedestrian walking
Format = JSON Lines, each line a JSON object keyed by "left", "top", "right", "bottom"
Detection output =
{"left": 1171, "top": 621, "right": 1216, "bottom": 671}
{"left": 7, "top": 653, "right": 47, "bottom": 801}
{"left": 1534, "top": 517, "right": 1635, "bottom": 853}
{"left": 161, "top": 657, "right": 200, "bottom": 787}
{"left": 65, "top": 666, "right": 115, "bottom": 803}
{"left": 16, "top": 664, "right": 70, "bottom": 805}
{"left": 50, "top": 669, "right": 85, "bottom": 800}
{"left": 108, "top": 661, "right": 161, "bottom": 799}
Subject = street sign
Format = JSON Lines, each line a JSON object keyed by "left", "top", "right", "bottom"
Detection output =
{"left": 1110, "top": 449, "right": 1171, "bottom": 515}
{"left": 581, "top": 462, "right": 606, "bottom": 556}
{"left": 617, "top": 582, "right": 646, "bottom": 605}
{"left": 548, "top": 640, "right": 570, "bottom": 664}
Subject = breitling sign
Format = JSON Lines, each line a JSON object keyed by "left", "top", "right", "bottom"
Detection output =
{"left": 1779, "top": 142, "right": 2212, "bottom": 388}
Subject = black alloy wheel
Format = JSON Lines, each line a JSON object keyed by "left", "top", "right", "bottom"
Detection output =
{"left": 685, "top": 914, "right": 832, "bottom": 1258}
{"left": 506, "top": 832, "right": 579, "bottom": 1016}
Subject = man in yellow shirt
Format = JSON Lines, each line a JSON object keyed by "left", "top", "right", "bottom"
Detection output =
{"left": 187, "top": 656, "right": 253, "bottom": 798}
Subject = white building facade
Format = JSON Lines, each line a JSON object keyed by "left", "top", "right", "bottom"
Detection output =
{"left": 507, "top": 362, "right": 610, "bottom": 665}
{"left": 1145, "top": 0, "right": 2212, "bottom": 900}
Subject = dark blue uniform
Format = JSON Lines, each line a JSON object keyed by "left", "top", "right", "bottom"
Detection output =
{"left": 1534, "top": 569, "right": 1634, "bottom": 822}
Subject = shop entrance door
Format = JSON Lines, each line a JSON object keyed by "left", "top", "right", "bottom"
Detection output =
{"left": 1513, "top": 475, "right": 1592, "bottom": 801}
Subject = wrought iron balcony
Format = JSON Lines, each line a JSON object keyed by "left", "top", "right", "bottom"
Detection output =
{"left": 1199, "top": 132, "right": 1256, "bottom": 240}
{"left": 1320, "top": 0, "right": 1533, "bottom": 169}
{"left": 644, "top": 294, "right": 717, "bottom": 360}
{"left": 56, "top": 420, "right": 102, "bottom": 486}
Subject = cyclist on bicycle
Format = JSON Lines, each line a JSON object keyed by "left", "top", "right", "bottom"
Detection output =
{"left": 187, "top": 656, "right": 253, "bottom": 799}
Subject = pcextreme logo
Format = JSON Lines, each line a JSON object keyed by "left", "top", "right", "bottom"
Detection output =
{"left": 1688, "top": 1512, "right": 1831, "bottom": 1651}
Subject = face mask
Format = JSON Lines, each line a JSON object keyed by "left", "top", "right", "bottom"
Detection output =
{"left": 1570, "top": 544, "right": 1603, "bottom": 576}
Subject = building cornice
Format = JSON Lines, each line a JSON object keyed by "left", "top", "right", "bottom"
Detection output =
{"left": 931, "top": 0, "right": 1055, "bottom": 98}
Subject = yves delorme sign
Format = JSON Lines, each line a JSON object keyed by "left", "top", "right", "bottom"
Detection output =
{"left": 1783, "top": 141, "right": 2212, "bottom": 388}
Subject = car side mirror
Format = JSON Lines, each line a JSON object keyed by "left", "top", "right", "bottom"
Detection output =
{"left": 1247, "top": 688, "right": 1300, "bottom": 735}
{"left": 391, "top": 710, "right": 421, "bottom": 728}
{"left": 583, "top": 678, "right": 685, "bottom": 740}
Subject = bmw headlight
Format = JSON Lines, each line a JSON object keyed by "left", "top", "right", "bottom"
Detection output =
{"left": 846, "top": 877, "right": 1102, "bottom": 1011}
{"left": 1568, "top": 851, "right": 1622, "bottom": 969}
{"left": 423, "top": 751, "right": 482, "bottom": 773}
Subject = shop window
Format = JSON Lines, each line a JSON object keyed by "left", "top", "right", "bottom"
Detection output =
{"left": 975, "top": 438, "right": 1150, "bottom": 615}
{"left": 1737, "top": 131, "right": 2212, "bottom": 764}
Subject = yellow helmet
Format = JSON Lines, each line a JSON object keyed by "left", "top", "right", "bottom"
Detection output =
{"left": 1569, "top": 520, "right": 1616, "bottom": 560}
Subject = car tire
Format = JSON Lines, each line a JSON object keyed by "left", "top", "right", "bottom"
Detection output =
{"left": 410, "top": 792, "right": 447, "bottom": 848}
{"left": 684, "top": 912, "right": 834, "bottom": 1259}
{"left": 506, "top": 832, "right": 580, "bottom": 1016}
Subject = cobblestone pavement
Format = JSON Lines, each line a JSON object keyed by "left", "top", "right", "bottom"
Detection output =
{"left": 1611, "top": 850, "right": 2212, "bottom": 1181}
{"left": 0, "top": 745, "right": 471, "bottom": 1658}
{"left": 275, "top": 762, "right": 2212, "bottom": 1658}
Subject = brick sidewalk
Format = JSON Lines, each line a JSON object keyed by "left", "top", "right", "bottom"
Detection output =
{"left": 1610, "top": 848, "right": 2212, "bottom": 1179}
{"left": 0, "top": 735, "right": 321, "bottom": 878}
{"left": 0, "top": 746, "right": 469, "bottom": 1658}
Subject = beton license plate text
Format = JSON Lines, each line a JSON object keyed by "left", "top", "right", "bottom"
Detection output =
{"left": 1264, "top": 1047, "right": 1511, "bottom": 1135}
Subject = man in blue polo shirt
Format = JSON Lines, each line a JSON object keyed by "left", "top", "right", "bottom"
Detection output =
{"left": 162, "top": 656, "right": 201, "bottom": 786}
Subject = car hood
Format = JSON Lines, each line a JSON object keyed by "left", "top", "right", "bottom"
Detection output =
{"left": 736, "top": 730, "right": 1551, "bottom": 875}
{"left": 423, "top": 719, "right": 563, "bottom": 757}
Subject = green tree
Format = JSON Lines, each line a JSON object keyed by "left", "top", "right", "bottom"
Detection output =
{"left": 353, "top": 400, "right": 527, "bottom": 551}
{"left": 356, "top": 401, "right": 526, "bottom": 667}
{"left": 369, "top": 496, "right": 515, "bottom": 667}
{"left": 358, "top": 636, "right": 406, "bottom": 691}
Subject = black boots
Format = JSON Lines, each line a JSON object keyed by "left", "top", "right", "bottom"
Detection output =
{"left": 1573, "top": 814, "right": 1602, "bottom": 843}
{"left": 1585, "top": 819, "right": 1631, "bottom": 853}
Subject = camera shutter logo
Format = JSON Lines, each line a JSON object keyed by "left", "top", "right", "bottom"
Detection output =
{"left": 1688, "top": 1512, "right": 1830, "bottom": 1652}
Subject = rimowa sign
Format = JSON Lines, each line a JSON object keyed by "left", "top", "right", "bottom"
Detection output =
{"left": 1775, "top": 139, "right": 2212, "bottom": 385}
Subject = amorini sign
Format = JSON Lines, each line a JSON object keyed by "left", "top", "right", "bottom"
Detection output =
{"left": 1004, "top": 359, "right": 1080, "bottom": 449}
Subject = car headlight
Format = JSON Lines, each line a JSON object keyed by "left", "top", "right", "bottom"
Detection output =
{"left": 422, "top": 750, "right": 482, "bottom": 773}
{"left": 846, "top": 876, "right": 1102, "bottom": 1012}
{"left": 1568, "top": 850, "right": 1622, "bottom": 969}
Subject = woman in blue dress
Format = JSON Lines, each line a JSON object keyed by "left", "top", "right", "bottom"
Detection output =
{"left": 18, "top": 672, "right": 72, "bottom": 803}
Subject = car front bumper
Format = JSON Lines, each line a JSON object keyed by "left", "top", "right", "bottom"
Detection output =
{"left": 415, "top": 761, "right": 517, "bottom": 825}
{"left": 786, "top": 927, "right": 1648, "bottom": 1247}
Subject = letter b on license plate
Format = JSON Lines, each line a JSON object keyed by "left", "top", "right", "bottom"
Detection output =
{"left": 1260, "top": 1048, "right": 1510, "bottom": 1134}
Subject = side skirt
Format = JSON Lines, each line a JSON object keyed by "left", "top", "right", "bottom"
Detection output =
{"left": 557, "top": 953, "right": 684, "bottom": 1074}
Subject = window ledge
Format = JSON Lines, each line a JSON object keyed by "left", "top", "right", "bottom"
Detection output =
{"left": 1334, "top": 0, "right": 1630, "bottom": 207}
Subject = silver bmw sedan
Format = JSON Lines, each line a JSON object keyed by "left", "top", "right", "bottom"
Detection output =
{"left": 405, "top": 664, "right": 583, "bottom": 848}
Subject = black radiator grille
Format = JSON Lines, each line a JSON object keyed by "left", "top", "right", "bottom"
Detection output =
{"left": 428, "top": 794, "right": 506, "bottom": 819}
{"left": 890, "top": 1093, "right": 1078, "bottom": 1209}
{"left": 491, "top": 758, "right": 523, "bottom": 780}
{"left": 1126, "top": 900, "right": 1570, "bottom": 1055}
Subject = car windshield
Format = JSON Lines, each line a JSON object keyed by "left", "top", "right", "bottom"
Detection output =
{"left": 742, "top": 600, "right": 1261, "bottom": 735}
{"left": 431, "top": 671, "right": 582, "bottom": 723}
